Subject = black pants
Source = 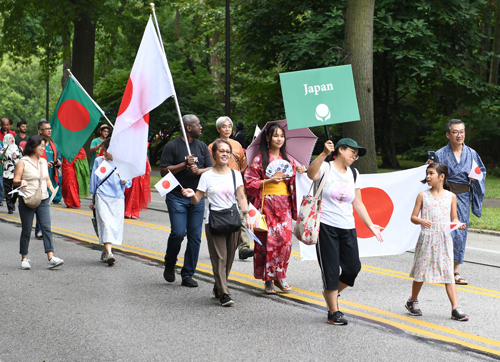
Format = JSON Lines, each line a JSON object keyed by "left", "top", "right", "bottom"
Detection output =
{"left": 3, "top": 178, "right": 17, "bottom": 212}
{"left": 316, "top": 223, "right": 361, "bottom": 290}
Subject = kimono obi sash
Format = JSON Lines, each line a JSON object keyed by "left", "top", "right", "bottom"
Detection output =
{"left": 448, "top": 182, "right": 469, "bottom": 194}
{"left": 263, "top": 181, "right": 291, "bottom": 196}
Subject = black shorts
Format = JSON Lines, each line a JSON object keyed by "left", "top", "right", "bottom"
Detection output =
{"left": 316, "top": 223, "right": 361, "bottom": 290}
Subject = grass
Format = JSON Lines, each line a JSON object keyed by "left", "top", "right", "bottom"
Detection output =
{"left": 469, "top": 208, "right": 500, "bottom": 231}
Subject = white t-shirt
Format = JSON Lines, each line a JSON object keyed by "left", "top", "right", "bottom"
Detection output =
{"left": 319, "top": 162, "right": 361, "bottom": 229}
{"left": 197, "top": 169, "right": 243, "bottom": 224}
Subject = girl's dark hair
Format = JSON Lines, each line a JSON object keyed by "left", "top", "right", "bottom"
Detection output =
{"left": 24, "top": 135, "right": 45, "bottom": 156}
{"left": 101, "top": 137, "right": 111, "bottom": 150}
{"left": 211, "top": 138, "right": 232, "bottom": 162}
{"left": 421, "top": 162, "right": 450, "bottom": 190}
{"left": 259, "top": 124, "right": 290, "bottom": 172}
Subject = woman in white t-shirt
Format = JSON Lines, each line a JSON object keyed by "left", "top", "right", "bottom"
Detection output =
{"left": 182, "top": 139, "right": 252, "bottom": 307}
{"left": 307, "top": 138, "right": 383, "bottom": 326}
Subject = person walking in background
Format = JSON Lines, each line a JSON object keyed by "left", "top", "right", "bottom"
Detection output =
{"left": 38, "top": 120, "right": 63, "bottom": 204}
{"left": 90, "top": 124, "right": 111, "bottom": 168}
{"left": 1, "top": 134, "right": 23, "bottom": 214}
{"left": 307, "top": 139, "right": 383, "bottom": 325}
{"left": 61, "top": 148, "right": 90, "bottom": 208}
{"left": 13, "top": 135, "right": 64, "bottom": 270}
{"left": 124, "top": 157, "right": 151, "bottom": 219}
{"left": 160, "top": 114, "right": 213, "bottom": 288}
{"left": 1, "top": 117, "right": 17, "bottom": 207}
{"left": 89, "top": 138, "right": 131, "bottom": 266}
{"left": 208, "top": 116, "right": 253, "bottom": 260}
{"left": 14, "top": 120, "right": 29, "bottom": 150}
{"left": 244, "top": 123, "right": 306, "bottom": 294}
{"left": 432, "top": 119, "right": 486, "bottom": 285}
{"left": 231, "top": 122, "right": 247, "bottom": 148}
{"left": 407, "top": 162, "right": 469, "bottom": 321}
{"left": 182, "top": 139, "right": 252, "bottom": 306}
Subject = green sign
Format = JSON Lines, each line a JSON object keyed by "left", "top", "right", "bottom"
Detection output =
{"left": 279, "top": 65, "right": 360, "bottom": 130}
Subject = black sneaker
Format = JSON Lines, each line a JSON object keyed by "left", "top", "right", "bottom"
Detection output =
{"left": 327, "top": 311, "right": 348, "bottom": 325}
{"left": 219, "top": 294, "right": 234, "bottom": 307}
{"left": 181, "top": 276, "right": 198, "bottom": 288}
{"left": 405, "top": 300, "right": 423, "bottom": 316}
{"left": 213, "top": 284, "right": 220, "bottom": 299}
{"left": 163, "top": 263, "right": 175, "bottom": 282}
{"left": 239, "top": 248, "right": 254, "bottom": 260}
{"left": 451, "top": 307, "right": 469, "bottom": 321}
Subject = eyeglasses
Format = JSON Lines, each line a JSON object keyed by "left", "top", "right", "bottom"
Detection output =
{"left": 347, "top": 147, "right": 359, "bottom": 161}
{"left": 218, "top": 149, "right": 231, "bottom": 154}
{"left": 41, "top": 127, "right": 52, "bottom": 131}
{"left": 451, "top": 130, "right": 465, "bottom": 136}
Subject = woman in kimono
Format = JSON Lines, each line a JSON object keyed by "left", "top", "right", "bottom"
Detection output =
{"left": 244, "top": 123, "right": 306, "bottom": 293}
{"left": 124, "top": 158, "right": 151, "bottom": 219}
{"left": 89, "top": 138, "right": 131, "bottom": 265}
{"left": 61, "top": 148, "right": 90, "bottom": 208}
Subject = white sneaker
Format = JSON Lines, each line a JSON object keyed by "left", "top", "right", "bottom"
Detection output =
{"left": 21, "top": 258, "right": 31, "bottom": 270}
{"left": 101, "top": 250, "right": 107, "bottom": 262}
{"left": 106, "top": 253, "right": 115, "bottom": 266}
{"left": 48, "top": 256, "right": 64, "bottom": 269}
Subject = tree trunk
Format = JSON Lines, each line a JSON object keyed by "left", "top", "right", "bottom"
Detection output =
{"left": 490, "top": 1, "right": 500, "bottom": 85}
{"left": 342, "top": 0, "right": 377, "bottom": 173}
{"left": 72, "top": 9, "right": 96, "bottom": 96}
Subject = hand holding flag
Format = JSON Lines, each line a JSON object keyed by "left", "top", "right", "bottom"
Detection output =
{"left": 440, "top": 222, "right": 466, "bottom": 236}
{"left": 468, "top": 159, "right": 484, "bottom": 182}
{"left": 155, "top": 172, "right": 181, "bottom": 196}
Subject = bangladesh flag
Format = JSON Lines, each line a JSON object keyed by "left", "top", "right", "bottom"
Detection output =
{"left": 50, "top": 76, "right": 102, "bottom": 162}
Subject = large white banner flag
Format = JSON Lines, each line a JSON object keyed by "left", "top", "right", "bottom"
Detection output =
{"left": 108, "top": 16, "right": 175, "bottom": 180}
{"left": 296, "top": 165, "right": 429, "bottom": 259}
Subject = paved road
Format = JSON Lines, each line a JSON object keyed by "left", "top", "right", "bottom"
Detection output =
{"left": 1, "top": 197, "right": 500, "bottom": 361}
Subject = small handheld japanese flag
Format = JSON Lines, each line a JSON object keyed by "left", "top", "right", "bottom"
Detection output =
{"left": 94, "top": 160, "right": 114, "bottom": 179}
{"left": 468, "top": 159, "right": 484, "bottom": 181}
{"left": 442, "top": 222, "right": 464, "bottom": 236}
{"left": 155, "top": 172, "right": 180, "bottom": 196}
{"left": 247, "top": 203, "right": 262, "bottom": 225}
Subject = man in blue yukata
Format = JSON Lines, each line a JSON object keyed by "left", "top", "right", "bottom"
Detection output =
{"left": 433, "top": 119, "right": 486, "bottom": 285}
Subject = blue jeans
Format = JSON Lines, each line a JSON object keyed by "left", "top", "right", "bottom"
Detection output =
{"left": 165, "top": 193, "right": 205, "bottom": 279}
{"left": 19, "top": 197, "right": 54, "bottom": 255}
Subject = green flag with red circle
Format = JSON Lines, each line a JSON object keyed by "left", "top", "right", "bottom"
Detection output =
{"left": 50, "top": 76, "right": 102, "bottom": 162}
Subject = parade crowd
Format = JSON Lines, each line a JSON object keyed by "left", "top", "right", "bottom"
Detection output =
{"left": 1, "top": 115, "right": 486, "bottom": 325}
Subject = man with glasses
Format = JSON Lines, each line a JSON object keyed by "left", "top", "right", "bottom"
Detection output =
{"left": 38, "top": 120, "right": 63, "bottom": 204}
{"left": 160, "top": 114, "right": 213, "bottom": 288}
{"left": 432, "top": 119, "right": 486, "bottom": 285}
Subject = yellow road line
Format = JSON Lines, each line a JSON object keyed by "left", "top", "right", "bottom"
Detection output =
{"left": 1, "top": 212, "right": 499, "bottom": 355}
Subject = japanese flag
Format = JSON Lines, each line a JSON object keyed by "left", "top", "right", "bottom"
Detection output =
{"left": 155, "top": 172, "right": 180, "bottom": 196}
{"left": 468, "top": 159, "right": 484, "bottom": 181}
{"left": 94, "top": 160, "right": 114, "bottom": 180}
{"left": 248, "top": 202, "right": 262, "bottom": 225}
{"left": 441, "top": 222, "right": 464, "bottom": 236}
{"left": 296, "top": 165, "right": 429, "bottom": 260}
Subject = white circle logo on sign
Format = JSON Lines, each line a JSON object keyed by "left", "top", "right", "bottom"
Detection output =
{"left": 315, "top": 104, "right": 331, "bottom": 123}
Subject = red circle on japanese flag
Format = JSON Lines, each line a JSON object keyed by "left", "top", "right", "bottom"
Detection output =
{"left": 99, "top": 166, "right": 107, "bottom": 174}
{"left": 249, "top": 209, "right": 257, "bottom": 217}
{"left": 162, "top": 180, "right": 171, "bottom": 189}
{"left": 117, "top": 78, "right": 133, "bottom": 118}
{"left": 58, "top": 100, "right": 90, "bottom": 132}
{"left": 354, "top": 187, "right": 394, "bottom": 238}
{"left": 474, "top": 166, "right": 481, "bottom": 174}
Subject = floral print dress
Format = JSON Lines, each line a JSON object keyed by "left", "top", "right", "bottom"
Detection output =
{"left": 410, "top": 190, "right": 454, "bottom": 283}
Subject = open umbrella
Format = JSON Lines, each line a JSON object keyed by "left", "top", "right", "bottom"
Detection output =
{"left": 245, "top": 120, "right": 317, "bottom": 167}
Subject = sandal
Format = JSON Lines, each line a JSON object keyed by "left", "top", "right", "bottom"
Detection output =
{"left": 265, "top": 281, "right": 276, "bottom": 294}
{"left": 454, "top": 273, "right": 468, "bottom": 285}
{"left": 274, "top": 279, "right": 292, "bottom": 292}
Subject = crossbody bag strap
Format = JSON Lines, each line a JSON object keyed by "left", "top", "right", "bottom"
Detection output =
{"left": 92, "top": 167, "right": 117, "bottom": 203}
{"left": 312, "top": 161, "right": 331, "bottom": 198}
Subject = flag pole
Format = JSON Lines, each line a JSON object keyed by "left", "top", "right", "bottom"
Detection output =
{"left": 150, "top": 3, "right": 192, "bottom": 156}
{"left": 66, "top": 69, "right": 115, "bottom": 129}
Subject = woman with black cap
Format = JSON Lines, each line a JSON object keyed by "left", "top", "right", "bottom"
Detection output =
{"left": 307, "top": 138, "right": 383, "bottom": 326}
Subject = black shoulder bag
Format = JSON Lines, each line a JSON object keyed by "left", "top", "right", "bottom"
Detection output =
{"left": 208, "top": 169, "right": 242, "bottom": 234}
{"left": 91, "top": 167, "right": 117, "bottom": 237}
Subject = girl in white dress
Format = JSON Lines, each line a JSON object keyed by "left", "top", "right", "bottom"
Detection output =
{"left": 407, "top": 162, "right": 468, "bottom": 321}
